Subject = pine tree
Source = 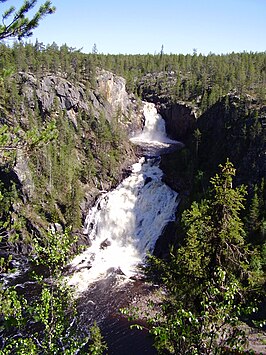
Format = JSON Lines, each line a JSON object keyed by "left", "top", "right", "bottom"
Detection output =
{"left": 0, "top": 0, "right": 55, "bottom": 40}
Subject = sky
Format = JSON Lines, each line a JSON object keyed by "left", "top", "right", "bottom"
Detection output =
{"left": 1, "top": 0, "right": 266, "bottom": 55}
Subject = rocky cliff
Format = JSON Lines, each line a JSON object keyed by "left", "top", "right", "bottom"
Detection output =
{"left": 151, "top": 92, "right": 266, "bottom": 260}
{"left": 159, "top": 102, "right": 196, "bottom": 142}
{"left": 2, "top": 67, "right": 265, "bottom": 256}
{"left": 196, "top": 94, "right": 266, "bottom": 187}
{"left": 0, "top": 69, "right": 143, "bottom": 250}
{"left": 138, "top": 74, "right": 265, "bottom": 194}
{"left": 19, "top": 69, "right": 142, "bottom": 132}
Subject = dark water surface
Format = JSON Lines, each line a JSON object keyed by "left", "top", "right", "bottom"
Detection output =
{"left": 102, "top": 316, "right": 157, "bottom": 355}
{"left": 77, "top": 276, "right": 158, "bottom": 354}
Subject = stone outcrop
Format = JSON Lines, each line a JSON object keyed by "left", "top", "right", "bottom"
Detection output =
{"left": 13, "top": 148, "right": 34, "bottom": 199}
{"left": 19, "top": 69, "right": 143, "bottom": 134}
{"left": 96, "top": 69, "right": 143, "bottom": 134}
{"left": 97, "top": 69, "right": 130, "bottom": 113}
{"left": 196, "top": 95, "right": 266, "bottom": 186}
{"left": 36, "top": 76, "right": 89, "bottom": 112}
{"left": 14, "top": 69, "right": 143, "bottom": 191}
{"left": 3, "top": 69, "right": 144, "bottom": 243}
{"left": 159, "top": 102, "right": 197, "bottom": 142}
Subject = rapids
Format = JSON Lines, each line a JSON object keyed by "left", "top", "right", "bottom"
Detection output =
{"left": 0, "top": 102, "right": 181, "bottom": 354}
{"left": 68, "top": 102, "right": 180, "bottom": 294}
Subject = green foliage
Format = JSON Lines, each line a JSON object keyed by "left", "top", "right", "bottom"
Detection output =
{"left": 26, "top": 110, "right": 84, "bottom": 229}
{"left": 148, "top": 269, "right": 248, "bottom": 354}
{"left": 32, "top": 227, "right": 77, "bottom": 273}
{"left": 0, "top": 228, "right": 106, "bottom": 355}
{"left": 27, "top": 281, "right": 87, "bottom": 355}
{"left": 0, "top": 125, "right": 18, "bottom": 168}
{"left": 246, "top": 180, "right": 266, "bottom": 243}
{"left": 0, "top": 42, "right": 265, "bottom": 105}
{"left": 0, "top": 1, "right": 55, "bottom": 40}
{"left": 1, "top": 337, "right": 37, "bottom": 355}
{"left": 0, "top": 285, "right": 26, "bottom": 328}
{"left": 87, "top": 321, "right": 108, "bottom": 355}
{"left": 0, "top": 179, "right": 20, "bottom": 246}
{"left": 179, "top": 160, "right": 249, "bottom": 282}
{"left": 126, "top": 161, "right": 260, "bottom": 354}
{"left": 25, "top": 119, "right": 58, "bottom": 149}
{"left": 0, "top": 281, "right": 89, "bottom": 354}
{"left": 0, "top": 110, "right": 59, "bottom": 248}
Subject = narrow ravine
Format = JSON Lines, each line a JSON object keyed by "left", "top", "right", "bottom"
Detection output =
{"left": 68, "top": 102, "right": 180, "bottom": 293}
{"left": 66, "top": 102, "right": 181, "bottom": 354}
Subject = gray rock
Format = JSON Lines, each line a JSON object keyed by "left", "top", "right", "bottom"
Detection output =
{"left": 13, "top": 149, "right": 34, "bottom": 198}
{"left": 18, "top": 70, "right": 143, "bottom": 134}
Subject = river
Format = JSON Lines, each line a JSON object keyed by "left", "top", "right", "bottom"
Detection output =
{"left": 67, "top": 102, "right": 181, "bottom": 354}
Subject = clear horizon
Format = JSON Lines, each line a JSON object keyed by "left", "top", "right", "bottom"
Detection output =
{"left": 1, "top": 0, "right": 265, "bottom": 55}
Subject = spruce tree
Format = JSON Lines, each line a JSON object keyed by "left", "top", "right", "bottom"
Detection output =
{"left": 133, "top": 161, "right": 259, "bottom": 354}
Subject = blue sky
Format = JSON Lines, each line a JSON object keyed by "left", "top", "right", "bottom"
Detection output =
{"left": 1, "top": 0, "right": 266, "bottom": 54}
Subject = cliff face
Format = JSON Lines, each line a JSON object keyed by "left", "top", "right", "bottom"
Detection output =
{"left": 196, "top": 94, "right": 266, "bottom": 187}
{"left": 141, "top": 87, "right": 266, "bottom": 203}
{"left": 1, "top": 69, "right": 143, "bottom": 247}
{"left": 159, "top": 102, "right": 196, "bottom": 142}
{"left": 153, "top": 93, "right": 266, "bottom": 260}
{"left": 19, "top": 69, "right": 142, "bottom": 132}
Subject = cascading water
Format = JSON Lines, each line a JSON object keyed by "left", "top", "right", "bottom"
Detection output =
{"left": 130, "top": 102, "right": 179, "bottom": 154}
{"left": 0, "top": 102, "right": 181, "bottom": 355}
{"left": 68, "top": 102, "right": 180, "bottom": 294}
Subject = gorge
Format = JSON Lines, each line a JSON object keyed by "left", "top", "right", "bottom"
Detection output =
{"left": 0, "top": 45, "right": 265, "bottom": 354}
{"left": 68, "top": 102, "right": 180, "bottom": 291}
{"left": 64, "top": 102, "right": 182, "bottom": 354}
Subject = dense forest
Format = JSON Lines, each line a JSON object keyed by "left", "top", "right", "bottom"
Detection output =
{"left": 1, "top": 40, "right": 266, "bottom": 109}
{"left": 0, "top": 23, "right": 266, "bottom": 355}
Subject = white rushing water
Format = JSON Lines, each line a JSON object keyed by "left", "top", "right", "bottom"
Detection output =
{"left": 68, "top": 102, "right": 179, "bottom": 293}
{"left": 130, "top": 102, "right": 178, "bottom": 148}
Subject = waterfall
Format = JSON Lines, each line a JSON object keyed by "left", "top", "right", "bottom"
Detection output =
{"left": 68, "top": 102, "right": 179, "bottom": 293}
{"left": 130, "top": 102, "right": 178, "bottom": 148}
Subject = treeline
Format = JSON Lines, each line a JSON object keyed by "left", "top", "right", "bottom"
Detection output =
{"left": 0, "top": 44, "right": 129, "bottom": 354}
{"left": 0, "top": 41, "right": 265, "bottom": 109}
{"left": 0, "top": 40, "right": 265, "bottom": 353}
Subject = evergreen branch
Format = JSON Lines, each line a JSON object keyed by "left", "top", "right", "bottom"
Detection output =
{"left": 0, "top": 0, "right": 55, "bottom": 40}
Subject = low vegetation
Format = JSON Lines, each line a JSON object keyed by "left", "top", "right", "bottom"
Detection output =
{"left": 0, "top": 2, "right": 265, "bottom": 353}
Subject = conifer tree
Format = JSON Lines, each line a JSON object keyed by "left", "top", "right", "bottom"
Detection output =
{"left": 129, "top": 161, "right": 259, "bottom": 354}
{"left": 0, "top": 0, "right": 55, "bottom": 41}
